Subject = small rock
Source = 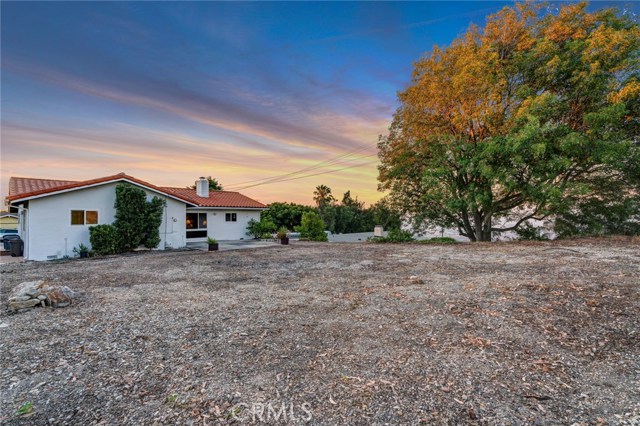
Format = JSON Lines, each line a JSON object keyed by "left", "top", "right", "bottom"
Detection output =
{"left": 9, "top": 299, "right": 41, "bottom": 311}
{"left": 8, "top": 295, "right": 32, "bottom": 302}
{"left": 0, "top": 322, "right": 9, "bottom": 329}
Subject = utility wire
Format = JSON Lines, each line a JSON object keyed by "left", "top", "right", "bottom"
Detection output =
{"left": 225, "top": 144, "right": 376, "bottom": 188}
{"left": 226, "top": 152, "right": 378, "bottom": 190}
{"left": 225, "top": 142, "right": 378, "bottom": 190}
{"left": 230, "top": 159, "right": 379, "bottom": 191}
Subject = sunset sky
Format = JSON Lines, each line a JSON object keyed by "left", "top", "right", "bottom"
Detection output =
{"left": 1, "top": 1, "right": 634, "bottom": 206}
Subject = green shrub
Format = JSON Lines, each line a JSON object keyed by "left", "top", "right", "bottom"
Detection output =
{"left": 113, "top": 184, "right": 165, "bottom": 251}
{"left": 90, "top": 184, "right": 165, "bottom": 255}
{"left": 296, "top": 211, "right": 328, "bottom": 241}
{"left": 89, "top": 224, "right": 118, "bottom": 255}
{"left": 260, "top": 202, "right": 315, "bottom": 230}
{"left": 415, "top": 237, "right": 457, "bottom": 244}
{"left": 72, "top": 243, "right": 89, "bottom": 256}
{"left": 387, "top": 228, "right": 414, "bottom": 242}
{"left": 246, "top": 219, "right": 261, "bottom": 238}
{"left": 114, "top": 184, "right": 147, "bottom": 251}
{"left": 369, "top": 228, "right": 414, "bottom": 243}
{"left": 246, "top": 218, "right": 277, "bottom": 239}
{"left": 260, "top": 220, "right": 277, "bottom": 234}
{"left": 276, "top": 227, "right": 288, "bottom": 239}
{"left": 143, "top": 197, "right": 165, "bottom": 248}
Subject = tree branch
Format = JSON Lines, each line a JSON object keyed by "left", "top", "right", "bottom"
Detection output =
{"left": 491, "top": 211, "right": 550, "bottom": 232}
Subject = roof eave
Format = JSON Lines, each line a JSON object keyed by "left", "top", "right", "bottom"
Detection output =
{"left": 186, "top": 206, "right": 267, "bottom": 210}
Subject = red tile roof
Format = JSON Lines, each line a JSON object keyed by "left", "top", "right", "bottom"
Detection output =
{"left": 9, "top": 177, "right": 79, "bottom": 196}
{"left": 6, "top": 173, "right": 266, "bottom": 209}
{"left": 160, "top": 187, "right": 267, "bottom": 209}
{"left": 6, "top": 173, "right": 183, "bottom": 202}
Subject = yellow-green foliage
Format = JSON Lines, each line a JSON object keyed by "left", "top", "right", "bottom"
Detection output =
{"left": 378, "top": 1, "right": 640, "bottom": 241}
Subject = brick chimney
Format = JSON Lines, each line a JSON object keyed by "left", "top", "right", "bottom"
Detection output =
{"left": 196, "top": 177, "right": 209, "bottom": 198}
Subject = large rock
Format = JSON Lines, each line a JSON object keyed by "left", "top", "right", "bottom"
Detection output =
{"left": 7, "top": 280, "right": 75, "bottom": 313}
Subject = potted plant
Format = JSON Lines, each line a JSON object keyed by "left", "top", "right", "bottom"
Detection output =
{"left": 73, "top": 243, "right": 89, "bottom": 258}
{"left": 276, "top": 228, "right": 289, "bottom": 245}
{"left": 207, "top": 237, "right": 219, "bottom": 251}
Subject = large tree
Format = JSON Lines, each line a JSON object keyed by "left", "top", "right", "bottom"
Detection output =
{"left": 334, "top": 190, "right": 373, "bottom": 234}
{"left": 260, "top": 202, "right": 315, "bottom": 230}
{"left": 378, "top": 2, "right": 640, "bottom": 241}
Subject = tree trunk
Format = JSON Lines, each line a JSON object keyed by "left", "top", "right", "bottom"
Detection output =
{"left": 461, "top": 210, "right": 476, "bottom": 242}
{"left": 472, "top": 212, "right": 492, "bottom": 242}
{"left": 482, "top": 214, "right": 492, "bottom": 242}
{"left": 475, "top": 219, "right": 483, "bottom": 241}
{"left": 473, "top": 212, "right": 485, "bottom": 242}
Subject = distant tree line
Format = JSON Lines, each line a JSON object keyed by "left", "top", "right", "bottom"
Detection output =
{"left": 246, "top": 185, "right": 402, "bottom": 240}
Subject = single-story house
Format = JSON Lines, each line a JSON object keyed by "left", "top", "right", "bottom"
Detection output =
{"left": 5, "top": 173, "right": 266, "bottom": 261}
{"left": 0, "top": 212, "right": 19, "bottom": 230}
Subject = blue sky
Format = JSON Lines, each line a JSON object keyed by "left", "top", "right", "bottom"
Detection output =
{"left": 1, "top": 1, "right": 635, "bottom": 204}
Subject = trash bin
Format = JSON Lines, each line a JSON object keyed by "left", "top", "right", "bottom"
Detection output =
{"left": 9, "top": 239, "right": 24, "bottom": 257}
{"left": 3, "top": 234, "right": 21, "bottom": 250}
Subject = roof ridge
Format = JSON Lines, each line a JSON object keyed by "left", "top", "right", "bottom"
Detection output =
{"left": 10, "top": 176, "right": 79, "bottom": 182}
{"left": 159, "top": 186, "right": 240, "bottom": 194}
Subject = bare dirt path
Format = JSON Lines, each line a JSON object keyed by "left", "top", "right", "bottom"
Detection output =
{"left": 1, "top": 238, "right": 638, "bottom": 425}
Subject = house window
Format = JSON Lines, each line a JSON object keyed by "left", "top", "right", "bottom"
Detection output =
{"left": 71, "top": 210, "right": 84, "bottom": 225}
{"left": 86, "top": 211, "right": 98, "bottom": 225}
{"left": 186, "top": 212, "right": 207, "bottom": 239}
{"left": 225, "top": 213, "right": 237, "bottom": 222}
{"left": 71, "top": 210, "right": 98, "bottom": 225}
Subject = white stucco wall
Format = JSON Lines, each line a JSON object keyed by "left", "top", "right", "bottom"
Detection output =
{"left": 187, "top": 209, "right": 262, "bottom": 241}
{"left": 23, "top": 182, "right": 186, "bottom": 261}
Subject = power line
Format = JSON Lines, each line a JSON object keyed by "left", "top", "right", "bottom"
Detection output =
{"left": 226, "top": 152, "right": 377, "bottom": 190}
{"left": 224, "top": 142, "right": 378, "bottom": 190}
{"left": 225, "top": 144, "right": 376, "bottom": 188}
{"left": 230, "top": 159, "right": 379, "bottom": 191}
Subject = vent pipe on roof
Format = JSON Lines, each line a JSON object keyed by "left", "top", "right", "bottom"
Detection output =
{"left": 196, "top": 177, "right": 209, "bottom": 198}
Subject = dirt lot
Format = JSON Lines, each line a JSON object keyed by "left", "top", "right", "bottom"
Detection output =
{"left": 1, "top": 239, "right": 639, "bottom": 425}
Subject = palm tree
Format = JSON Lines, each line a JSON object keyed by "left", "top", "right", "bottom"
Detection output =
{"left": 313, "top": 185, "right": 335, "bottom": 208}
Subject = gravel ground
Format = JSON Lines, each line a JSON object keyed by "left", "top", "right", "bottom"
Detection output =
{"left": 1, "top": 238, "right": 639, "bottom": 425}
